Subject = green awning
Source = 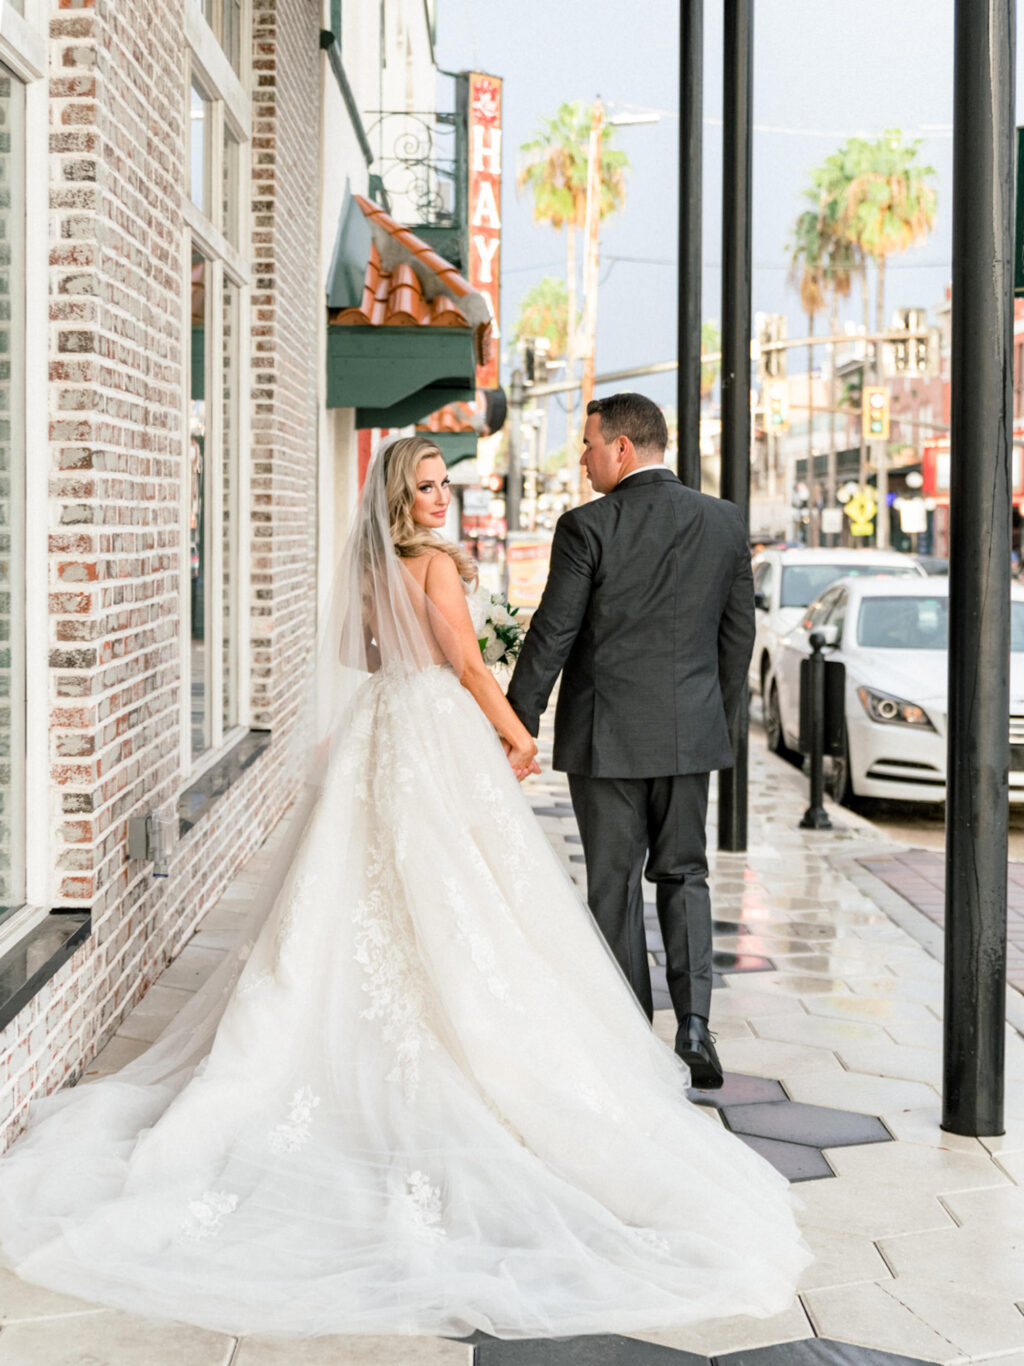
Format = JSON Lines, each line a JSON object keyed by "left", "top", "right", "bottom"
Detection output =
{"left": 426, "top": 432, "right": 479, "bottom": 466}
{"left": 327, "top": 326, "right": 476, "bottom": 427}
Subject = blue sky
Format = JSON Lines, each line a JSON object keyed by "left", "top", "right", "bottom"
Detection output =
{"left": 436, "top": 1, "right": 1023, "bottom": 412}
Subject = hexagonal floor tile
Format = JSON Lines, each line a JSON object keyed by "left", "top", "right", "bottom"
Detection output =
{"left": 471, "top": 1335, "right": 707, "bottom": 1364}
{"left": 716, "top": 1340, "right": 949, "bottom": 1366}
{"left": 734, "top": 1133, "right": 835, "bottom": 1182}
{"left": 721, "top": 1100, "right": 891, "bottom": 1150}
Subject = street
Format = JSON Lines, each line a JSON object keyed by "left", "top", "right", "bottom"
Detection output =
{"left": 749, "top": 699, "right": 1024, "bottom": 860}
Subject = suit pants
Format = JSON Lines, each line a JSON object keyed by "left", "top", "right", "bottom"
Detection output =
{"left": 567, "top": 771, "right": 713, "bottom": 1024}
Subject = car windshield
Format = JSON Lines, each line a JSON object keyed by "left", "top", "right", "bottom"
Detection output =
{"left": 857, "top": 596, "right": 1024, "bottom": 650}
{"left": 779, "top": 562, "right": 918, "bottom": 608}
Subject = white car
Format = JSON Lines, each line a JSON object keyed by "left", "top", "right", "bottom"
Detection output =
{"left": 770, "top": 576, "right": 1024, "bottom": 805}
{"left": 750, "top": 547, "right": 925, "bottom": 703}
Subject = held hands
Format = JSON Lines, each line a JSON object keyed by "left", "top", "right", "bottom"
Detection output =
{"left": 501, "top": 736, "right": 541, "bottom": 782}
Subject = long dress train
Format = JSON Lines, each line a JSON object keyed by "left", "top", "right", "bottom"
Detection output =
{"left": 0, "top": 655, "right": 810, "bottom": 1338}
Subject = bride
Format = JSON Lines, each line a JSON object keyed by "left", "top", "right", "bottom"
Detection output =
{"left": 0, "top": 437, "right": 810, "bottom": 1339}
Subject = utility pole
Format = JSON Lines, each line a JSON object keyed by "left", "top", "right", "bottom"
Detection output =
{"left": 943, "top": 0, "right": 1013, "bottom": 1138}
{"left": 507, "top": 368, "right": 525, "bottom": 534}
{"left": 718, "top": 0, "right": 753, "bottom": 852}
{"left": 873, "top": 342, "right": 889, "bottom": 548}
{"left": 677, "top": 0, "right": 703, "bottom": 489}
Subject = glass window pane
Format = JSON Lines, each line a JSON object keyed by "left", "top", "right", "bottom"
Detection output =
{"left": 0, "top": 69, "right": 25, "bottom": 907}
{"left": 221, "top": 280, "right": 238, "bottom": 730}
{"left": 190, "top": 249, "right": 209, "bottom": 757}
{"left": 189, "top": 81, "right": 210, "bottom": 217}
{"left": 222, "top": 128, "right": 239, "bottom": 247}
{"left": 224, "top": 0, "right": 243, "bottom": 73}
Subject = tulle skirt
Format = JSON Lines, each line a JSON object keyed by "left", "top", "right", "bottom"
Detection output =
{"left": 0, "top": 664, "right": 810, "bottom": 1337}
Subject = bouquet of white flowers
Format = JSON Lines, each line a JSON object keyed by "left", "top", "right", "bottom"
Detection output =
{"left": 476, "top": 589, "right": 525, "bottom": 669}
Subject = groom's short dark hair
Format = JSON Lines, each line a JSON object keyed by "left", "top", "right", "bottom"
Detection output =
{"left": 587, "top": 393, "right": 668, "bottom": 456}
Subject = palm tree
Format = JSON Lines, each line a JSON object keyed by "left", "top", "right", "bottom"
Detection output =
{"left": 836, "top": 129, "right": 938, "bottom": 336}
{"left": 803, "top": 133, "right": 935, "bottom": 541}
{"left": 510, "top": 276, "right": 574, "bottom": 359}
{"left": 517, "top": 103, "right": 629, "bottom": 459}
{"left": 788, "top": 200, "right": 856, "bottom": 541}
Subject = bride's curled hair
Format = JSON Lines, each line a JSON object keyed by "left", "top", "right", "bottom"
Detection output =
{"left": 382, "top": 435, "right": 478, "bottom": 584}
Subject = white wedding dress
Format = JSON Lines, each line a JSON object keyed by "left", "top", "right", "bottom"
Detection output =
{"left": 0, "top": 461, "right": 811, "bottom": 1339}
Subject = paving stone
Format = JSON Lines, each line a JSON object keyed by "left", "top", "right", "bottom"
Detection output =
{"left": 686, "top": 1071, "right": 788, "bottom": 1109}
{"left": 716, "top": 1340, "right": 943, "bottom": 1366}
{"left": 721, "top": 1100, "right": 891, "bottom": 1150}
{"left": 713, "top": 952, "right": 775, "bottom": 974}
{"left": 796, "top": 1227, "right": 893, "bottom": 1294}
{"left": 734, "top": 1132, "right": 835, "bottom": 1181}
{"left": 237, "top": 1337, "right": 471, "bottom": 1364}
{"left": 0, "top": 1309, "right": 236, "bottom": 1366}
{"left": 637, "top": 1301, "right": 813, "bottom": 1358}
{"left": 473, "top": 1335, "right": 706, "bottom": 1364}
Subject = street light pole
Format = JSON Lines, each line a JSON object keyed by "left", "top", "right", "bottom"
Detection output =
{"left": 718, "top": 0, "right": 753, "bottom": 853}
{"left": 943, "top": 0, "right": 1014, "bottom": 1138}
{"left": 677, "top": 0, "right": 703, "bottom": 490}
{"left": 507, "top": 368, "right": 525, "bottom": 535}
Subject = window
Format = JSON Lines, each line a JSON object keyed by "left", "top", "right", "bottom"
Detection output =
{"left": 0, "top": 66, "right": 25, "bottom": 908}
{"left": 780, "top": 561, "right": 919, "bottom": 609}
{"left": 189, "top": 79, "right": 212, "bottom": 217}
{"left": 802, "top": 588, "right": 840, "bottom": 632}
{"left": 183, "top": 5, "right": 251, "bottom": 773}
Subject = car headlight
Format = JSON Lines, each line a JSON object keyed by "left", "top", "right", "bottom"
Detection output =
{"left": 857, "top": 686, "right": 935, "bottom": 730}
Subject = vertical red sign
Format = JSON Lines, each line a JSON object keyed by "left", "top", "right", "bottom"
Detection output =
{"left": 467, "top": 72, "right": 502, "bottom": 390}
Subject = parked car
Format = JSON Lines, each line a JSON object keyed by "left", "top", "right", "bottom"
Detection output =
{"left": 913, "top": 554, "right": 949, "bottom": 575}
{"left": 769, "top": 575, "right": 1024, "bottom": 805}
{"left": 749, "top": 547, "right": 925, "bottom": 702}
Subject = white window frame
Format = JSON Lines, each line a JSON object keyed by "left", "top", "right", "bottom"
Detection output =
{"left": 180, "top": 0, "right": 252, "bottom": 783}
{"left": 0, "top": 1, "right": 50, "bottom": 940}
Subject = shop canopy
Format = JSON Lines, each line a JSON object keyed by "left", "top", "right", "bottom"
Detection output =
{"left": 326, "top": 193, "right": 493, "bottom": 429}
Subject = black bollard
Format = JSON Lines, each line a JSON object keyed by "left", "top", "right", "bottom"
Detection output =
{"left": 799, "top": 628, "right": 834, "bottom": 831}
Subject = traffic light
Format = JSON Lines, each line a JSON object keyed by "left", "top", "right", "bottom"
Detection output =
{"left": 757, "top": 314, "right": 787, "bottom": 381}
{"left": 766, "top": 382, "right": 789, "bottom": 432}
{"left": 862, "top": 386, "right": 890, "bottom": 441}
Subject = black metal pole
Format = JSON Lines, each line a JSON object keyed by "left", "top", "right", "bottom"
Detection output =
{"left": 943, "top": 0, "right": 1013, "bottom": 1137}
{"left": 800, "top": 635, "right": 832, "bottom": 831}
{"left": 717, "top": 0, "right": 753, "bottom": 852}
{"left": 676, "top": 0, "right": 703, "bottom": 490}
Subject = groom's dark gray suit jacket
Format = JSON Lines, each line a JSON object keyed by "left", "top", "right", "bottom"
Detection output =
{"left": 506, "top": 467, "right": 755, "bottom": 778}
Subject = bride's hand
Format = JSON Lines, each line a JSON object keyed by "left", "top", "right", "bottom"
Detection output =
{"left": 502, "top": 736, "right": 541, "bottom": 782}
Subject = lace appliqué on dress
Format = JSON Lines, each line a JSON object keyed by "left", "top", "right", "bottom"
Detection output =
{"left": 180, "top": 1190, "right": 238, "bottom": 1241}
{"left": 472, "top": 774, "right": 532, "bottom": 900}
{"left": 405, "top": 1170, "right": 447, "bottom": 1242}
{"left": 442, "top": 874, "right": 512, "bottom": 1002}
{"left": 352, "top": 832, "right": 434, "bottom": 1103}
{"left": 268, "top": 1086, "right": 321, "bottom": 1154}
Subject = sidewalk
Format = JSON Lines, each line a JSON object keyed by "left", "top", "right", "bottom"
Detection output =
{"left": 1, "top": 721, "right": 1022, "bottom": 1365}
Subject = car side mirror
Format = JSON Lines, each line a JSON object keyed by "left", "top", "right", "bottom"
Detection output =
{"left": 753, "top": 591, "right": 768, "bottom": 612}
{"left": 809, "top": 624, "right": 839, "bottom": 650}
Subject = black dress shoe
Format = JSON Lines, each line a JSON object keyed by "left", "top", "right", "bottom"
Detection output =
{"left": 675, "top": 1013, "right": 724, "bottom": 1090}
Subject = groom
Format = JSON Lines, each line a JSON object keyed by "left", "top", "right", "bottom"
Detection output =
{"left": 506, "top": 392, "right": 754, "bottom": 1089}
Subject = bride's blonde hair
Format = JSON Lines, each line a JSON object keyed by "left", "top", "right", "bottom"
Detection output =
{"left": 382, "top": 436, "right": 478, "bottom": 584}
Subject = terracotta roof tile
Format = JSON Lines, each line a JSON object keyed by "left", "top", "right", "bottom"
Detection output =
{"left": 328, "top": 194, "right": 494, "bottom": 366}
{"left": 417, "top": 390, "right": 489, "bottom": 436}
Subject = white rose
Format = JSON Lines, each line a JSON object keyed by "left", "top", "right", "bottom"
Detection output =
{"left": 489, "top": 604, "right": 513, "bottom": 628}
{"left": 479, "top": 622, "right": 496, "bottom": 647}
{"left": 483, "top": 636, "right": 506, "bottom": 665}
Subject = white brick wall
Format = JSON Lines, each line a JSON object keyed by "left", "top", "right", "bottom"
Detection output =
{"left": 0, "top": 0, "right": 322, "bottom": 1150}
